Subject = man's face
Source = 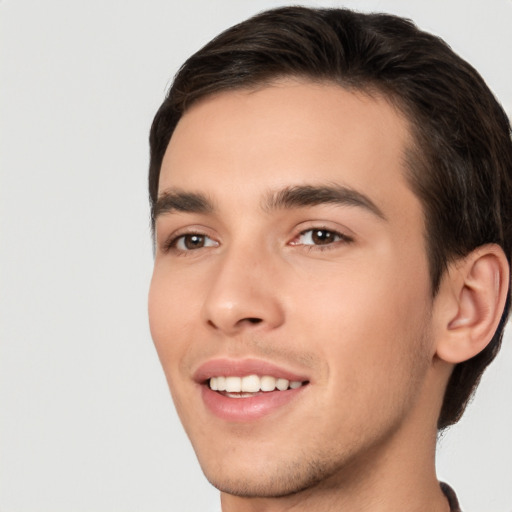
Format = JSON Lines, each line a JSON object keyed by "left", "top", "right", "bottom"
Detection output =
{"left": 149, "top": 81, "right": 439, "bottom": 497}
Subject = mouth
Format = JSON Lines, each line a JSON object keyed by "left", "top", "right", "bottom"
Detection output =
{"left": 208, "top": 374, "right": 306, "bottom": 397}
{"left": 195, "top": 359, "right": 310, "bottom": 421}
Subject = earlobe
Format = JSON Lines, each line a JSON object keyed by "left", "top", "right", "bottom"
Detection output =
{"left": 435, "top": 244, "right": 510, "bottom": 364}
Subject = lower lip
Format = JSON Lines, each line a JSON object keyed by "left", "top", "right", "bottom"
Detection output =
{"left": 201, "top": 384, "right": 306, "bottom": 422}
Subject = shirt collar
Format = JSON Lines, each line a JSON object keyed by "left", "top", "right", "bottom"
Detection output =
{"left": 440, "top": 482, "right": 461, "bottom": 512}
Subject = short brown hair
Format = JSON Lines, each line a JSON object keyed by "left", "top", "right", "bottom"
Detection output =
{"left": 148, "top": 7, "right": 512, "bottom": 429}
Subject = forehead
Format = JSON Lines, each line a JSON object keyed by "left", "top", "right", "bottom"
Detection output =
{"left": 159, "top": 80, "right": 418, "bottom": 223}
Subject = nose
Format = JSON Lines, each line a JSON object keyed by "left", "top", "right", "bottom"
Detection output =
{"left": 201, "top": 243, "right": 285, "bottom": 335}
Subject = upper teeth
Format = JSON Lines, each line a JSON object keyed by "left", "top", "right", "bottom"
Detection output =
{"left": 209, "top": 375, "right": 303, "bottom": 393}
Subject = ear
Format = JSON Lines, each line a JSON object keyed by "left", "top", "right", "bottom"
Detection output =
{"left": 434, "top": 244, "right": 510, "bottom": 364}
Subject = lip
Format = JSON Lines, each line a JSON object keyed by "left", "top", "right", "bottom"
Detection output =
{"left": 193, "top": 358, "right": 309, "bottom": 383}
{"left": 194, "top": 358, "right": 310, "bottom": 422}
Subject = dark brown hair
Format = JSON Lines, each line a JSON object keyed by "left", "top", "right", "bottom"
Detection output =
{"left": 148, "top": 7, "right": 512, "bottom": 429}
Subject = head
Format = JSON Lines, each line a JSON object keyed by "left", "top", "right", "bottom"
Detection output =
{"left": 148, "top": 6, "right": 512, "bottom": 431}
{"left": 147, "top": 8, "right": 511, "bottom": 503}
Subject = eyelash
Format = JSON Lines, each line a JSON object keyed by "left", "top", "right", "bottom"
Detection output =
{"left": 292, "top": 227, "right": 353, "bottom": 251}
{"left": 162, "top": 227, "right": 353, "bottom": 255}
{"left": 162, "top": 232, "right": 217, "bottom": 254}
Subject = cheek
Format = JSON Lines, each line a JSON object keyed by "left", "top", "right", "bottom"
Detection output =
{"left": 291, "top": 249, "right": 432, "bottom": 377}
{"left": 148, "top": 266, "right": 197, "bottom": 370}
{"left": 148, "top": 270, "right": 200, "bottom": 425}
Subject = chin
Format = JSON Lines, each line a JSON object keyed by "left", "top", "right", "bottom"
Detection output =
{"left": 198, "top": 450, "right": 348, "bottom": 499}
{"left": 204, "top": 468, "right": 321, "bottom": 498}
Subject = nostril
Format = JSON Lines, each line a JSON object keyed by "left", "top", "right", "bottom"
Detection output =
{"left": 206, "top": 316, "right": 264, "bottom": 331}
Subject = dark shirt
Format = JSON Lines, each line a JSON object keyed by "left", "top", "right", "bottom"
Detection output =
{"left": 441, "top": 482, "right": 461, "bottom": 512}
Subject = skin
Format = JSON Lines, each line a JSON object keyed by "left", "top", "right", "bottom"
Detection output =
{"left": 148, "top": 80, "right": 456, "bottom": 511}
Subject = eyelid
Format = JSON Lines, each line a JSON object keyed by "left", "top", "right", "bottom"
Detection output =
{"left": 289, "top": 225, "right": 354, "bottom": 248}
{"left": 160, "top": 226, "right": 219, "bottom": 254}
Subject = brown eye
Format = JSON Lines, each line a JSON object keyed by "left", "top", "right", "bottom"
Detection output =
{"left": 183, "top": 234, "right": 206, "bottom": 249}
{"left": 296, "top": 228, "right": 345, "bottom": 246}
{"left": 311, "top": 229, "right": 337, "bottom": 245}
{"left": 173, "top": 233, "right": 218, "bottom": 251}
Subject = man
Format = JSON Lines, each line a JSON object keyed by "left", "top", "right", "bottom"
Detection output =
{"left": 147, "top": 7, "right": 511, "bottom": 511}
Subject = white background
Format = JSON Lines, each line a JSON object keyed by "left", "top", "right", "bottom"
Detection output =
{"left": 1, "top": 1, "right": 511, "bottom": 511}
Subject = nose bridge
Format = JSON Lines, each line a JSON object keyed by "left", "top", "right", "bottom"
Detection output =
{"left": 201, "top": 236, "right": 284, "bottom": 334}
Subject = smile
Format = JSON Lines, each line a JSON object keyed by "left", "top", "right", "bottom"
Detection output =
{"left": 195, "top": 359, "right": 310, "bottom": 421}
{"left": 209, "top": 375, "right": 304, "bottom": 393}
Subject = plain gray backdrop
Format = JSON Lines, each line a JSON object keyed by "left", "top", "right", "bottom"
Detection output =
{"left": 1, "top": 1, "right": 511, "bottom": 511}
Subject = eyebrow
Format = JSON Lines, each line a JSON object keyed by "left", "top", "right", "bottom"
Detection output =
{"left": 152, "top": 190, "right": 214, "bottom": 221}
{"left": 153, "top": 184, "right": 386, "bottom": 221}
{"left": 263, "top": 184, "right": 387, "bottom": 220}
